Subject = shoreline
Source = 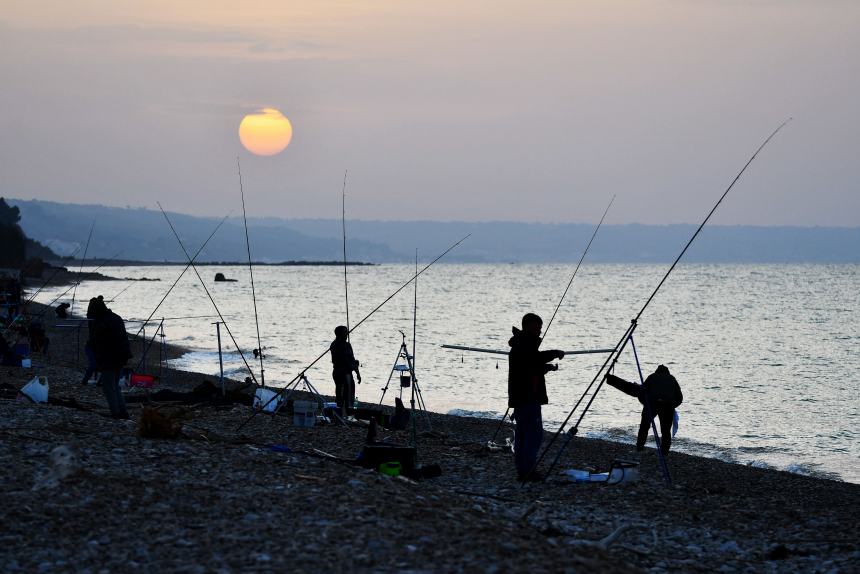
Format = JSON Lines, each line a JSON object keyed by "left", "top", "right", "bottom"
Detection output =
{"left": 2, "top": 301, "right": 858, "bottom": 572}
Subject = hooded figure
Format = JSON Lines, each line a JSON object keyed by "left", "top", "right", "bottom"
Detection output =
{"left": 87, "top": 297, "right": 132, "bottom": 419}
{"left": 507, "top": 313, "right": 564, "bottom": 481}
{"left": 607, "top": 364, "right": 683, "bottom": 455}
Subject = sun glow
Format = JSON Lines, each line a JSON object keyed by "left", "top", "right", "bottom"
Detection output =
{"left": 239, "top": 107, "right": 293, "bottom": 156}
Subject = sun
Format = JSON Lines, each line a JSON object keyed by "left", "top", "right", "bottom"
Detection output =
{"left": 238, "top": 107, "right": 293, "bottom": 156}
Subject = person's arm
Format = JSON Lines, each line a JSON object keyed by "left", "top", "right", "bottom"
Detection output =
{"left": 347, "top": 343, "right": 361, "bottom": 383}
{"left": 673, "top": 377, "right": 683, "bottom": 408}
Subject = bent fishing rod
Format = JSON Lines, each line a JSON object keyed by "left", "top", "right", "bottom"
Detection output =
{"left": 530, "top": 118, "right": 792, "bottom": 483}
{"left": 132, "top": 213, "right": 230, "bottom": 340}
{"left": 157, "top": 203, "right": 261, "bottom": 385}
{"left": 488, "top": 195, "right": 615, "bottom": 444}
{"left": 237, "top": 233, "right": 471, "bottom": 431}
{"left": 238, "top": 157, "right": 266, "bottom": 388}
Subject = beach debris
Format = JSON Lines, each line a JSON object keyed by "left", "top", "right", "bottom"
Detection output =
{"left": 32, "top": 445, "right": 78, "bottom": 491}
{"left": 18, "top": 376, "right": 49, "bottom": 404}
{"left": 138, "top": 406, "right": 183, "bottom": 439}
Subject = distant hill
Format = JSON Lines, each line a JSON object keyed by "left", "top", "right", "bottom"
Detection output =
{"left": 9, "top": 199, "right": 860, "bottom": 263}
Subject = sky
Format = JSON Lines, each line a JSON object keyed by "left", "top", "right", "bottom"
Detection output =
{"left": 1, "top": 1, "right": 858, "bottom": 226}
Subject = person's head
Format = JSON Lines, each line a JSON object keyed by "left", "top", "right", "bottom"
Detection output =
{"left": 86, "top": 297, "right": 107, "bottom": 320}
{"left": 656, "top": 364, "right": 670, "bottom": 375}
{"left": 334, "top": 325, "right": 349, "bottom": 340}
{"left": 521, "top": 313, "right": 543, "bottom": 336}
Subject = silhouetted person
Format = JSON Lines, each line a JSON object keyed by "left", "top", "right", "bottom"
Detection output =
{"left": 508, "top": 313, "right": 564, "bottom": 482}
{"left": 329, "top": 325, "right": 361, "bottom": 416}
{"left": 606, "top": 364, "right": 683, "bottom": 455}
{"left": 55, "top": 302, "right": 70, "bottom": 319}
{"left": 88, "top": 297, "right": 132, "bottom": 419}
{"left": 80, "top": 298, "right": 99, "bottom": 385}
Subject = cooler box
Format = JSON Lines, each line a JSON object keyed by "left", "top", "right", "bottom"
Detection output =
{"left": 129, "top": 374, "right": 156, "bottom": 389}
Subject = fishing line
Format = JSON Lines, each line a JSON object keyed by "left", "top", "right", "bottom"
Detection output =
{"left": 132, "top": 213, "right": 230, "bottom": 340}
{"left": 23, "top": 244, "right": 82, "bottom": 306}
{"left": 35, "top": 248, "right": 125, "bottom": 317}
{"left": 236, "top": 233, "right": 471, "bottom": 430}
{"left": 70, "top": 219, "right": 95, "bottom": 315}
{"left": 531, "top": 119, "right": 792, "bottom": 483}
{"left": 238, "top": 157, "right": 266, "bottom": 388}
{"left": 157, "top": 203, "right": 260, "bottom": 385}
{"left": 488, "top": 195, "right": 615, "bottom": 444}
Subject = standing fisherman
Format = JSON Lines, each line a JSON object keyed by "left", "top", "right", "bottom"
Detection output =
{"left": 508, "top": 313, "right": 564, "bottom": 481}
{"left": 330, "top": 325, "right": 361, "bottom": 416}
{"left": 88, "top": 297, "right": 132, "bottom": 419}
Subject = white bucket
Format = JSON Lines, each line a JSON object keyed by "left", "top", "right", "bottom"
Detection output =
{"left": 253, "top": 388, "right": 283, "bottom": 413}
{"left": 19, "top": 376, "right": 48, "bottom": 403}
{"left": 293, "top": 400, "right": 316, "bottom": 427}
{"left": 607, "top": 460, "right": 640, "bottom": 485}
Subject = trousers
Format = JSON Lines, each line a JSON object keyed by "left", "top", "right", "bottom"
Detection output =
{"left": 333, "top": 371, "right": 355, "bottom": 414}
{"left": 100, "top": 368, "right": 129, "bottom": 419}
{"left": 512, "top": 403, "right": 543, "bottom": 477}
{"left": 636, "top": 404, "right": 674, "bottom": 455}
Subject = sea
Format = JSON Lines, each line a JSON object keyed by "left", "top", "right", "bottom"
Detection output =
{"left": 38, "top": 263, "right": 859, "bottom": 484}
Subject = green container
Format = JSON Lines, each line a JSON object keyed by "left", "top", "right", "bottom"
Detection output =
{"left": 379, "top": 461, "right": 401, "bottom": 476}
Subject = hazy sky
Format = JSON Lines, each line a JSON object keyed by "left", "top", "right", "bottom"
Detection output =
{"left": 1, "top": 1, "right": 858, "bottom": 225}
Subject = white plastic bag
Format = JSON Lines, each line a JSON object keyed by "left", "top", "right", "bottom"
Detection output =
{"left": 19, "top": 376, "right": 48, "bottom": 403}
{"left": 253, "top": 387, "right": 282, "bottom": 413}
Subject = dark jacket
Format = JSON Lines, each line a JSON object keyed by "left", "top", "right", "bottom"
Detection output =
{"left": 330, "top": 339, "right": 359, "bottom": 375}
{"left": 91, "top": 310, "right": 132, "bottom": 370}
{"left": 507, "top": 327, "right": 560, "bottom": 408}
{"left": 640, "top": 366, "right": 683, "bottom": 409}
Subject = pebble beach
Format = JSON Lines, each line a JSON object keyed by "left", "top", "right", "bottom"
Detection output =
{"left": 1, "top": 298, "right": 858, "bottom": 573}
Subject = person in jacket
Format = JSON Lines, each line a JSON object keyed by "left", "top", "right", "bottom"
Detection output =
{"left": 87, "top": 297, "right": 132, "bottom": 419}
{"left": 508, "top": 313, "right": 564, "bottom": 481}
{"left": 606, "top": 364, "right": 683, "bottom": 455}
{"left": 330, "top": 325, "right": 361, "bottom": 416}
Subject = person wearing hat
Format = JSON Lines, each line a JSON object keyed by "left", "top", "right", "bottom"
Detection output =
{"left": 329, "top": 325, "right": 361, "bottom": 416}
{"left": 88, "top": 296, "right": 132, "bottom": 419}
{"left": 508, "top": 312, "right": 565, "bottom": 482}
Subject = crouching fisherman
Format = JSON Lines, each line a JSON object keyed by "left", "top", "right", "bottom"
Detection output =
{"left": 508, "top": 313, "right": 565, "bottom": 482}
{"left": 87, "top": 297, "right": 132, "bottom": 419}
{"left": 606, "top": 364, "right": 683, "bottom": 455}
{"left": 330, "top": 325, "right": 361, "bottom": 416}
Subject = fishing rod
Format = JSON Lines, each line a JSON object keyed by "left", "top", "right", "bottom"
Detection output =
{"left": 237, "top": 233, "right": 471, "bottom": 430}
{"left": 488, "top": 195, "right": 615, "bottom": 444}
{"left": 442, "top": 344, "right": 614, "bottom": 356}
{"left": 531, "top": 119, "right": 792, "bottom": 483}
{"left": 35, "top": 248, "right": 125, "bottom": 317}
{"left": 108, "top": 279, "right": 137, "bottom": 302}
{"left": 157, "top": 202, "right": 260, "bottom": 385}
{"left": 23, "top": 245, "right": 82, "bottom": 306}
{"left": 342, "top": 170, "right": 350, "bottom": 340}
{"left": 70, "top": 219, "right": 96, "bottom": 316}
{"left": 132, "top": 213, "right": 230, "bottom": 340}
{"left": 238, "top": 157, "right": 266, "bottom": 388}
{"left": 413, "top": 249, "right": 418, "bottom": 373}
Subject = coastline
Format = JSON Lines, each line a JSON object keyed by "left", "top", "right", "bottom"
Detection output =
{"left": 1, "top": 301, "right": 858, "bottom": 572}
